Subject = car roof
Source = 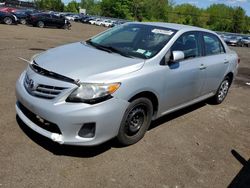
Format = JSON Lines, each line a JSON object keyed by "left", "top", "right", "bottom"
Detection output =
{"left": 131, "top": 22, "right": 216, "bottom": 34}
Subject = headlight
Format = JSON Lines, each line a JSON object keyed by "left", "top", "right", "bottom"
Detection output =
{"left": 66, "top": 83, "right": 121, "bottom": 104}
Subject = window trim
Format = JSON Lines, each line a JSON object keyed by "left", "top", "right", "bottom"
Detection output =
{"left": 170, "top": 31, "right": 203, "bottom": 61}
{"left": 201, "top": 32, "right": 226, "bottom": 57}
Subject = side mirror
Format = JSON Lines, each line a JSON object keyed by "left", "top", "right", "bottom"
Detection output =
{"left": 161, "top": 50, "right": 185, "bottom": 66}
{"left": 172, "top": 51, "right": 185, "bottom": 62}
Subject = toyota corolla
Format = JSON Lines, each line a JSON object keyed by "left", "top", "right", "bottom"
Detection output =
{"left": 16, "top": 22, "right": 239, "bottom": 146}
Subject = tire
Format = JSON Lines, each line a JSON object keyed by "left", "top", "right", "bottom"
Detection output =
{"left": 62, "top": 24, "right": 67, "bottom": 29}
{"left": 117, "top": 98, "right": 153, "bottom": 146}
{"left": 20, "top": 19, "right": 26, "bottom": 25}
{"left": 62, "top": 24, "right": 71, "bottom": 30}
{"left": 3, "top": 17, "right": 12, "bottom": 25}
{"left": 210, "top": 76, "right": 231, "bottom": 104}
{"left": 37, "top": 21, "right": 44, "bottom": 28}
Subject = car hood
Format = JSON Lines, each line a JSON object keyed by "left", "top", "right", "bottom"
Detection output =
{"left": 33, "top": 42, "right": 145, "bottom": 82}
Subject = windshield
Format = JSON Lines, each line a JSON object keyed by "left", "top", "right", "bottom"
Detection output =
{"left": 87, "top": 23, "right": 177, "bottom": 59}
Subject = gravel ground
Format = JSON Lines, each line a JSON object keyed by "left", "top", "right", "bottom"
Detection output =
{"left": 0, "top": 22, "right": 249, "bottom": 188}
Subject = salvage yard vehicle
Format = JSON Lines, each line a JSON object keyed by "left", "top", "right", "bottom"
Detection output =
{"left": 16, "top": 22, "right": 239, "bottom": 146}
{"left": 89, "top": 18, "right": 100, "bottom": 25}
{"left": 0, "top": 11, "right": 17, "bottom": 25}
{"left": 225, "top": 36, "right": 240, "bottom": 46}
{"left": 102, "top": 20, "right": 114, "bottom": 27}
{"left": 26, "top": 13, "right": 71, "bottom": 29}
{"left": 237, "top": 37, "right": 250, "bottom": 47}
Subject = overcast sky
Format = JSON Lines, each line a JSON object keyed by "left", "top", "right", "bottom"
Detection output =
{"left": 62, "top": 0, "right": 250, "bottom": 15}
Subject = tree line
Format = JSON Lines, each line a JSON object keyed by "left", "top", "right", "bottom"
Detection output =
{"left": 33, "top": 0, "right": 250, "bottom": 33}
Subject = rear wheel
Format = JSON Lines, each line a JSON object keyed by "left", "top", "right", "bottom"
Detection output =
{"left": 20, "top": 19, "right": 26, "bottom": 25}
{"left": 62, "top": 24, "right": 71, "bottom": 29}
{"left": 117, "top": 98, "right": 153, "bottom": 146}
{"left": 62, "top": 24, "right": 67, "bottom": 29}
{"left": 37, "top": 21, "right": 44, "bottom": 28}
{"left": 3, "top": 17, "right": 12, "bottom": 25}
{"left": 210, "top": 76, "right": 231, "bottom": 104}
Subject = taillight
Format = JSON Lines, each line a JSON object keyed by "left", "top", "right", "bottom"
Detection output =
{"left": 238, "top": 58, "right": 240, "bottom": 64}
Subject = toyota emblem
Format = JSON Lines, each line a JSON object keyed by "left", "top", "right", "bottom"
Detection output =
{"left": 28, "top": 79, "right": 34, "bottom": 90}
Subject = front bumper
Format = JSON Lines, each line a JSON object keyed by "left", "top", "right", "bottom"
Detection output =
{"left": 15, "top": 72, "right": 129, "bottom": 146}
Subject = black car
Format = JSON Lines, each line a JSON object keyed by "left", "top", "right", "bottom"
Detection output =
{"left": 0, "top": 11, "right": 17, "bottom": 25}
{"left": 81, "top": 16, "right": 94, "bottom": 24}
{"left": 27, "top": 13, "right": 71, "bottom": 29}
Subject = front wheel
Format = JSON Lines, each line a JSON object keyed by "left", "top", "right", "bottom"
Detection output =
{"left": 3, "top": 17, "right": 13, "bottom": 25}
{"left": 117, "top": 98, "right": 153, "bottom": 146}
{"left": 210, "top": 76, "right": 231, "bottom": 104}
{"left": 63, "top": 23, "right": 71, "bottom": 30}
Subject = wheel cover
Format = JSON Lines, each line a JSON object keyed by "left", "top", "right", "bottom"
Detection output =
{"left": 4, "top": 17, "right": 12, "bottom": 25}
{"left": 218, "top": 80, "right": 229, "bottom": 102}
{"left": 20, "top": 19, "right": 26, "bottom": 24}
{"left": 38, "top": 21, "right": 44, "bottom": 27}
{"left": 125, "top": 105, "right": 147, "bottom": 136}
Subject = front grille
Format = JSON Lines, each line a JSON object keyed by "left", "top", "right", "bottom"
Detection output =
{"left": 17, "top": 101, "right": 62, "bottom": 134}
{"left": 24, "top": 74, "right": 68, "bottom": 99}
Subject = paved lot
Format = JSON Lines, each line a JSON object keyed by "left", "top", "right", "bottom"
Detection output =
{"left": 0, "top": 23, "right": 249, "bottom": 188}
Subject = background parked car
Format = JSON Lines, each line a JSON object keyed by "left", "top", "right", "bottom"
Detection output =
{"left": 224, "top": 36, "right": 240, "bottom": 46}
{"left": 95, "top": 19, "right": 103, "bottom": 26}
{"left": 101, "top": 19, "right": 113, "bottom": 27}
{"left": 64, "top": 13, "right": 75, "bottom": 21}
{"left": 237, "top": 37, "right": 250, "bottom": 47}
{"left": 26, "top": 13, "right": 71, "bottom": 29}
{"left": 0, "top": 11, "right": 17, "bottom": 25}
{"left": 89, "top": 18, "right": 100, "bottom": 25}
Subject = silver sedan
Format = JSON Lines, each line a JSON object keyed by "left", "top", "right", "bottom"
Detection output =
{"left": 16, "top": 22, "right": 239, "bottom": 146}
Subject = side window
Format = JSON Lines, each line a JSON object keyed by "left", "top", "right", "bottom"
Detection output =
{"left": 51, "top": 15, "right": 58, "bottom": 19}
{"left": 203, "top": 33, "right": 225, "bottom": 56}
{"left": 44, "top": 14, "right": 50, "bottom": 18}
{"left": 171, "top": 32, "right": 201, "bottom": 59}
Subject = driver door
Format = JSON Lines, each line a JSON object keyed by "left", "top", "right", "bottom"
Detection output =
{"left": 161, "top": 31, "right": 205, "bottom": 111}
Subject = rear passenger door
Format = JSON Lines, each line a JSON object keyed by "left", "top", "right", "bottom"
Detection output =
{"left": 199, "top": 32, "right": 229, "bottom": 95}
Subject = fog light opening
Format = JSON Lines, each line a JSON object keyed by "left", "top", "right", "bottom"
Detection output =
{"left": 78, "top": 123, "right": 96, "bottom": 138}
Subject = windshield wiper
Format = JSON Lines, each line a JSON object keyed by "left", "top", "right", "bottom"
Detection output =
{"left": 86, "top": 40, "right": 133, "bottom": 58}
{"left": 86, "top": 40, "right": 112, "bottom": 53}
{"left": 101, "top": 45, "right": 133, "bottom": 58}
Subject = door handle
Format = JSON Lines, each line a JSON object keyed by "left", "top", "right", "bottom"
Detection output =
{"left": 200, "top": 64, "right": 207, "bottom": 70}
{"left": 224, "top": 61, "right": 229, "bottom": 64}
